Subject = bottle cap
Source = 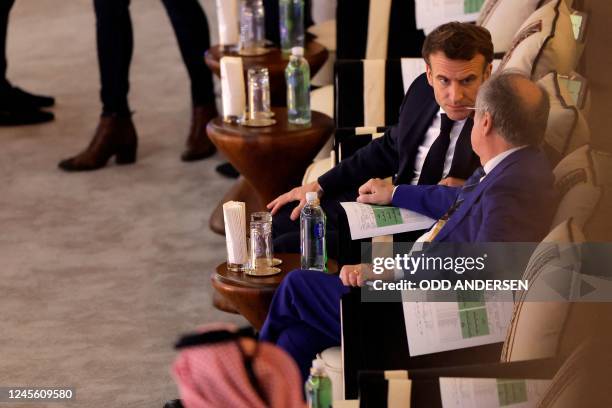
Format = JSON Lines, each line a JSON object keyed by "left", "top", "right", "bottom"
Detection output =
{"left": 305, "top": 192, "right": 318, "bottom": 203}
{"left": 312, "top": 358, "right": 325, "bottom": 370}
{"left": 291, "top": 46, "right": 305, "bottom": 57}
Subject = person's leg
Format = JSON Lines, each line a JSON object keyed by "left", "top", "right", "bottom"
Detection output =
{"left": 0, "top": 0, "right": 54, "bottom": 125}
{"left": 160, "top": 0, "right": 216, "bottom": 161}
{"left": 58, "top": 0, "right": 137, "bottom": 171}
{"left": 260, "top": 269, "right": 349, "bottom": 380}
{"left": 95, "top": 0, "right": 132, "bottom": 115}
{"left": 0, "top": 0, "right": 14, "bottom": 90}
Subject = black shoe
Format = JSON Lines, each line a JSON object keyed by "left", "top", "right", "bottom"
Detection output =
{"left": 0, "top": 86, "right": 55, "bottom": 110}
{"left": 0, "top": 109, "right": 54, "bottom": 126}
{"left": 215, "top": 162, "right": 240, "bottom": 178}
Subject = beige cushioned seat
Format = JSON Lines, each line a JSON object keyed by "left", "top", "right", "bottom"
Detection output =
{"left": 538, "top": 72, "right": 590, "bottom": 164}
{"left": 499, "top": 0, "right": 577, "bottom": 79}
{"left": 317, "top": 346, "right": 343, "bottom": 401}
{"left": 478, "top": 0, "right": 550, "bottom": 53}
{"left": 502, "top": 145, "right": 612, "bottom": 362}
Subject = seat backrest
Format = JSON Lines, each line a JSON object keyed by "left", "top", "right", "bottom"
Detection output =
{"left": 498, "top": 0, "right": 578, "bottom": 79}
{"left": 477, "top": 0, "right": 550, "bottom": 54}
{"left": 501, "top": 145, "right": 612, "bottom": 363}
{"left": 538, "top": 72, "right": 590, "bottom": 165}
{"left": 336, "top": 0, "right": 425, "bottom": 60}
{"left": 334, "top": 58, "right": 426, "bottom": 128}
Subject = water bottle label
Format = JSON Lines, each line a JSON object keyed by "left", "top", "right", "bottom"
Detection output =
{"left": 314, "top": 222, "right": 325, "bottom": 239}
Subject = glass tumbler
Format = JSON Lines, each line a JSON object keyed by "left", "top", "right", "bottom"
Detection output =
{"left": 249, "top": 212, "right": 274, "bottom": 271}
{"left": 239, "top": 0, "right": 265, "bottom": 54}
{"left": 247, "top": 67, "right": 271, "bottom": 121}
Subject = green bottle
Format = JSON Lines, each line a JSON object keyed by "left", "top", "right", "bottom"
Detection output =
{"left": 305, "top": 359, "right": 332, "bottom": 408}
{"left": 285, "top": 46, "right": 311, "bottom": 125}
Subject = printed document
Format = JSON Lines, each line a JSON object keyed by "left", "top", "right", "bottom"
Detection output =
{"left": 439, "top": 378, "right": 551, "bottom": 408}
{"left": 415, "top": 0, "right": 485, "bottom": 30}
{"left": 340, "top": 202, "right": 435, "bottom": 240}
{"left": 401, "top": 291, "right": 514, "bottom": 356}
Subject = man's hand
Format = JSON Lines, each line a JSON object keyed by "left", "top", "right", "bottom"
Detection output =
{"left": 438, "top": 177, "right": 466, "bottom": 187}
{"left": 267, "top": 181, "right": 321, "bottom": 221}
{"left": 356, "top": 178, "right": 394, "bottom": 205}
{"left": 340, "top": 264, "right": 370, "bottom": 287}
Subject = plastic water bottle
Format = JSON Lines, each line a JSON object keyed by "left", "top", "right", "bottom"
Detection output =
{"left": 239, "top": 0, "right": 266, "bottom": 50}
{"left": 305, "top": 359, "right": 332, "bottom": 408}
{"left": 252, "top": 0, "right": 266, "bottom": 48}
{"left": 300, "top": 192, "right": 326, "bottom": 271}
{"left": 285, "top": 46, "right": 311, "bottom": 125}
{"left": 279, "top": 0, "right": 305, "bottom": 55}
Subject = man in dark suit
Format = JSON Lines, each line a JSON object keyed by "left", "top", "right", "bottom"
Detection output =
{"left": 356, "top": 76, "right": 555, "bottom": 244}
{"left": 261, "top": 71, "right": 557, "bottom": 380}
{"left": 269, "top": 22, "right": 492, "bottom": 255}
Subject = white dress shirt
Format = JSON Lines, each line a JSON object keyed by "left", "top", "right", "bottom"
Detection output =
{"left": 410, "top": 108, "right": 467, "bottom": 185}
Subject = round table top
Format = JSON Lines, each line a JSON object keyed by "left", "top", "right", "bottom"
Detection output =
{"left": 205, "top": 41, "right": 328, "bottom": 75}
{"left": 214, "top": 253, "right": 338, "bottom": 290}
{"left": 207, "top": 107, "right": 335, "bottom": 140}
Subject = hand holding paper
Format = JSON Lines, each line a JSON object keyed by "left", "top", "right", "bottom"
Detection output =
{"left": 357, "top": 178, "right": 395, "bottom": 205}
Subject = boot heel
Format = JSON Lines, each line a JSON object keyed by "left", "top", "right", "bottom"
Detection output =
{"left": 115, "top": 144, "right": 137, "bottom": 165}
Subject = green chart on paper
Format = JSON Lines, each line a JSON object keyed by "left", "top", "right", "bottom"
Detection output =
{"left": 457, "top": 291, "right": 490, "bottom": 338}
{"left": 464, "top": 0, "right": 485, "bottom": 13}
{"left": 497, "top": 380, "right": 529, "bottom": 406}
{"left": 371, "top": 205, "right": 403, "bottom": 227}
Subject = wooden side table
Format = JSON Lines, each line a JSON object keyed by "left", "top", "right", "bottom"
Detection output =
{"left": 205, "top": 41, "right": 328, "bottom": 105}
{"left": 211, "top": 253, "right": 338, "bottom": 330}
{"left": 207, "top": 107, "right": 334, "bottom": 234}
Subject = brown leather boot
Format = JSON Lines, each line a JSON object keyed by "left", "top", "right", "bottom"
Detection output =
{"left": 58, "top": 114, "right": 138, "bottom": 172}
{"left": 181, "top": 105, "right": 217, "bottom": 162}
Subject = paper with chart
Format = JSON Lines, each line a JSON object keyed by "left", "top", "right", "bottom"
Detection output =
{"left": 439, "top": 378, "right": 551, "bottom": 408}
{"left": 401, "top": 291, "right": 514, "bottom": 356}
{"left": 415, "top": 0, "right": 485, "bottom": 31}
{"left": 340, "top": 202, "right": 435, "bottom": 240}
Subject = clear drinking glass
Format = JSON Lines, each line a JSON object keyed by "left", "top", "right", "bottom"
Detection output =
{"left": 249, "top": 212, "right": 275, "bottom": 273}
{"left": 247, "top": 67, "right": 271, "bottom": 121}
{"left": 239, "top": 0, "right": 266, "bottom": 55}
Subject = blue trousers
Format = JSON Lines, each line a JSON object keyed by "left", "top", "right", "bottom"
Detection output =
{"left": 260, "top": 269, "right": 350, "bottom": 381}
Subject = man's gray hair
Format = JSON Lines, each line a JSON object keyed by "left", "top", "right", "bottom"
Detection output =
{"left": 475, "top": 71, "right": 550, "bottom": 147}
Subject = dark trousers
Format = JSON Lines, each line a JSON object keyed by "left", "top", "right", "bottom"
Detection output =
{"left": 259, "top": 269, "right": 349, "bottom": 381}
{"left": 272, "top": 189, "right": 358, "bottom": 259}
{"left": 93, "top": 0, "right": 215, "bottom": 114}
{"left": 0, "top": 0, "right": 15, "bottom": 89}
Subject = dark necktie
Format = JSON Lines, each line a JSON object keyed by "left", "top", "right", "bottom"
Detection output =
{"left": 427, "top": 166, "right": 485, "bottom": 241}
{"left": 418, "top": 113, "right": 455, "bottom": 185}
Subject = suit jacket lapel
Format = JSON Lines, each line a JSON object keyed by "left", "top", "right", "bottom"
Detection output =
{"left": 434, "top": 149, "right": 527, "bottom": 242}
{"left": 397, "top": 96, "right": 438, "bottom": 184}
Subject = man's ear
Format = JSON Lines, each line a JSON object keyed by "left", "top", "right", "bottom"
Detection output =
{"left": 425, "top": 63, "right": 433, "bottom": 86}
{"left": 483, "top": 63, "right": 493, "bottom": 81}
{"left": 482, "top": 111, "right": 494, "bottom": 136}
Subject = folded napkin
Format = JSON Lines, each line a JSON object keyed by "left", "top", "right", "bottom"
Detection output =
{"left": 220, "top": 56, "right": 246, "bottom": 121}
{"left": 216, "top": 0, "right": 239, "bottom": 46}
{"left": 223, "top": 201, "right": 248, "bottom": 265}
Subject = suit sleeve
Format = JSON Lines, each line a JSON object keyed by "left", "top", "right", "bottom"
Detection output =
{"left": 391, "top": 184, "right": 459, "bottom": 220}
{"left": 318, "top": 127, "right": 400, "bottom": 192}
